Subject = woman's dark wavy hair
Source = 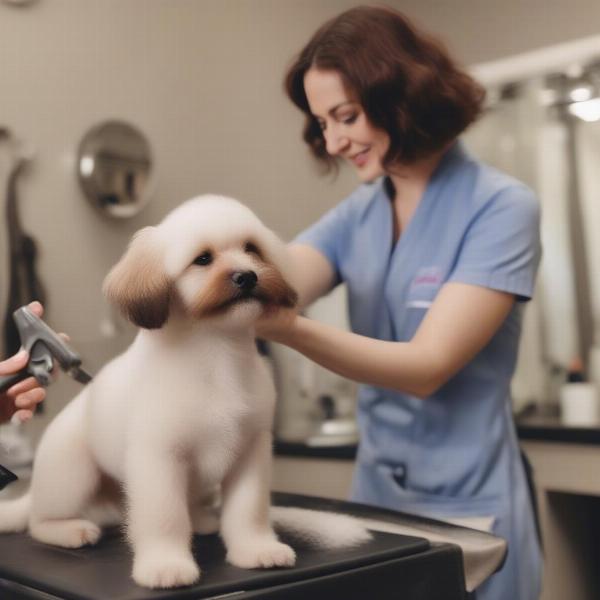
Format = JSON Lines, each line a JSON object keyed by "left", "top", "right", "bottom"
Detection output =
{"left": 284, "top": 5, "right": 486, "bottom": 170}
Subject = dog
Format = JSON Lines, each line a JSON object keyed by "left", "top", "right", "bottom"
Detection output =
{"left": 0, "top": 195, "right": 370, "bottom": 589}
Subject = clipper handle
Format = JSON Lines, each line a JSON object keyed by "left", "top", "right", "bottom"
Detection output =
{"left": 13, "top": 307, "right": 81, "bottom": 373}
{"left": 0, "top": 307, "right": 92, "bottom": 389}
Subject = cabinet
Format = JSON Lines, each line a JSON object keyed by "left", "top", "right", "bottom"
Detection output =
{"left": 272, "top": 456, "right": 354, "bottom": 500}
{"left": 521, "top": 440, "right": 600, "bottom": 600}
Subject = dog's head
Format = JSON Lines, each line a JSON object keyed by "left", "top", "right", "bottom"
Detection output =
{"left": 103, "top": 195, "right": 298, "bottom": 330}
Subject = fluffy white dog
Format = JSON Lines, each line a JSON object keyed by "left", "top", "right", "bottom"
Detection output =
{"left": 0, "top": 195, "right": 369, "bottom": 589}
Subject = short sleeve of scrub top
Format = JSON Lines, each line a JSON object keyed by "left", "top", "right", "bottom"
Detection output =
{"left": 293, "top": 183, "right": 376, "bottom": 288}
{"left": 446, "top": 182, "right": 540, "bottom": 302}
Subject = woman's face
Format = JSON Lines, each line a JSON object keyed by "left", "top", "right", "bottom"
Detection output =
{"left": 303, "top": 67, "right": 390, "bottom": 182}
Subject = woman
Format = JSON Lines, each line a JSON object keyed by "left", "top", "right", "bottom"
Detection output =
{"left": 258, "top": 6, "right": 542, "bottom": 600}
{"left": 0, "top": 302, "right": 46, "bottom": 423}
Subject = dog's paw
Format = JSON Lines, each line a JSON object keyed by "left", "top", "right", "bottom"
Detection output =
{"left": 226, "top": 538, "right": 296, "bottom": 569}
{"left": 30, "top": 518, "right": 101, "bottom": 548}
{"left": 133, "top": 552, "right": 200, "bottom": 589}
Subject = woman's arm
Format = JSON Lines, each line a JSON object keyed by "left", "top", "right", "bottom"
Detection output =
{"left": 287, "top": 243, "right": 337, "bottom": 309}
{"left": 260, "top": 282, "right": 514, "bottom": 398}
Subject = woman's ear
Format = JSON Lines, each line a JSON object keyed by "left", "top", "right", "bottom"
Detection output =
{"left": 102, "top": 226, "right": 172, "bottom": 329}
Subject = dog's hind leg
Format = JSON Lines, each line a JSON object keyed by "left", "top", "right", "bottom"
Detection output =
{"left": 126, "top": 445, "right": 200, "bottom": 589}
{"left": 221, "top": 431, "right": 296, "bottom": 569}
{"left": 29, "top": 396, "right": 102, "bottom": 548}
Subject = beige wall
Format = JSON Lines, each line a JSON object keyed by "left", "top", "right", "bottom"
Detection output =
{"left": 390, "top": 0, "right": 600, "bottom": 65}
{"left": 1, "top": 0, "right": 599, "bottom": 420}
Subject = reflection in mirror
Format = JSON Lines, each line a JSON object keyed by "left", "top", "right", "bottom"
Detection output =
{"left": 77, "top": 120, "right": 153, "bottom": 219}
{"left": 464, "top": 59, "right": 600, "bottom": 408}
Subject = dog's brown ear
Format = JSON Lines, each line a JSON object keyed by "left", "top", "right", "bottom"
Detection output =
{"left": 102, "top": 226, "right": 172, "bottom": 329}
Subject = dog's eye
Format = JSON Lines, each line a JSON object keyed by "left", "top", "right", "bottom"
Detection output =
{"left": 244, "top": 242, "right": 261, "bottom": 257}
{"left": 193, "top": 252, "right": 213, "bottom": 267}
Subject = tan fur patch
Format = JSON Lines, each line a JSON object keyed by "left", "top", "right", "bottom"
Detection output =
{"left": 191, "top": 266, "right": 240, "bottom": 318}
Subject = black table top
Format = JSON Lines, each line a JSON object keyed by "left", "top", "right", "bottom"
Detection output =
{"left": 0, "top": 493, "right": 468, "bottom": 600}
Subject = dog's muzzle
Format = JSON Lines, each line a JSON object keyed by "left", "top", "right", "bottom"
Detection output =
{"left": 193, "top": 266, "right": 295, "bottom": 318}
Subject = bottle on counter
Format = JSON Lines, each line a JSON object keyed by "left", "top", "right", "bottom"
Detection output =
{"left": 559, "top": 357, "right": 599, "bottom": 426}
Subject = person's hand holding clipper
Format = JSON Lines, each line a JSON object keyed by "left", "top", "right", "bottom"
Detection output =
{"left": 0, "top": 302, "right": 47, "bottom": 424}
{"left": 0, "top": 301, "right": 91, "bottom": 489}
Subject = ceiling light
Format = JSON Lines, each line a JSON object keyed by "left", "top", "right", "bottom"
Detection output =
{"left": 567, "top": 98, "right": 600, "bottom": 122}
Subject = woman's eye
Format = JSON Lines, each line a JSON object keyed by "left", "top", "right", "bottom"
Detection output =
{"left": 244, "top": 242, "right": 262, "bottom": 257}
{"left": 342, "top": 114, "right": 357, "bottom": 125}
{"left": 193, "top": 252, "right": 213, "bottom": 266}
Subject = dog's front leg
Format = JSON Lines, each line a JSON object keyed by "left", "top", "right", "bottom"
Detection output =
{"left": 220, "top": 430, "right": 296, "bottom": 569}
{"left": 126, "top": 446, "right": 200, "bottom": 589}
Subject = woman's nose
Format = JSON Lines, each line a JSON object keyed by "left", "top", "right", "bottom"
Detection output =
{"left": 324, "top": 127, "right": 350, "bottom": 156}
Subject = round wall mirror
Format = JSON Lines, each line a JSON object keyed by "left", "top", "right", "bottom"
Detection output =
{"left": 77, "top": 120, "right": 153, "bottom": 218}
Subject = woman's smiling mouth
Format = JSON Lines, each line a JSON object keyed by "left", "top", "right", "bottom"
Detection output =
{"left": 350, "top": 148, "right": 370, "bottom": 167}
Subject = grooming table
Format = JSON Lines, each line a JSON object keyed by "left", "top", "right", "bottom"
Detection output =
{"left": 0, "top": 492, "right": 506, "bottom": 600}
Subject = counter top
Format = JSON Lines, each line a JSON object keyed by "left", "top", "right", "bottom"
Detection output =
{"left": 274, "top": 440, "right": 357, "bottom": 460}
{"left": 275, "top": 404, "right": 600, "bottom": 461}
{"left": 515, "top": 404, "right": 600, "bottom": 445}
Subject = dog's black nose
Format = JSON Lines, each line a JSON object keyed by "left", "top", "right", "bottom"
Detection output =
{"left": 231, "top": 270, "right": 258, "bottom": 291}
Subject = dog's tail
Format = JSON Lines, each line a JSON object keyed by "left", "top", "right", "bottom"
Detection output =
{"left": 0, "top": 492, "right": 31, "bottom": 533}
{"left": 270, "top": 506, "right": 372, "bottom": 549}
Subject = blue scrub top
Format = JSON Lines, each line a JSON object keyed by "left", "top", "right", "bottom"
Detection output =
{"left": 295, "top": 142, "right": 542, "bottom": 600}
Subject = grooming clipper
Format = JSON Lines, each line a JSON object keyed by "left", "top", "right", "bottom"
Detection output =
{"left": 0, "top": 306, "right": 93, "bottom": 489}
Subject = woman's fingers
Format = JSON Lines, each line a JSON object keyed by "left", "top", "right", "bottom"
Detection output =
{"left": 14, "top": 387, "right": 46, "bottom": 410}
{"left": 0, "top": 350, "right": 29, "bottom": 375}
{"left": 27, "top": 301, "right": 44, "bottom": 317}
{"left": 8, "top": 376, "right": 43, "bottom": 396}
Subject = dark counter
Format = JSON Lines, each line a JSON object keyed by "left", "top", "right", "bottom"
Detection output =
{"left": 274, "top": 440, "right": 357, "bottom": 460}
{"left": 516, "top": 404, "right": 600, "bottom": 445}
{"left": 275, "top": 405, "right": 600, "bottom": 462}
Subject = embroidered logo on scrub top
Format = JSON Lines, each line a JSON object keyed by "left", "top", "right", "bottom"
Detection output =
{"left": 407, "top": 266, "right": 443, "bottom": 308}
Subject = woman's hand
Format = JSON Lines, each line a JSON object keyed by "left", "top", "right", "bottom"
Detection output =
{"left": 256, "top": 306, "right": 298, "bottom": 344}
{"left": 0, "top": 301, "right": 47, "bottom": 424}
